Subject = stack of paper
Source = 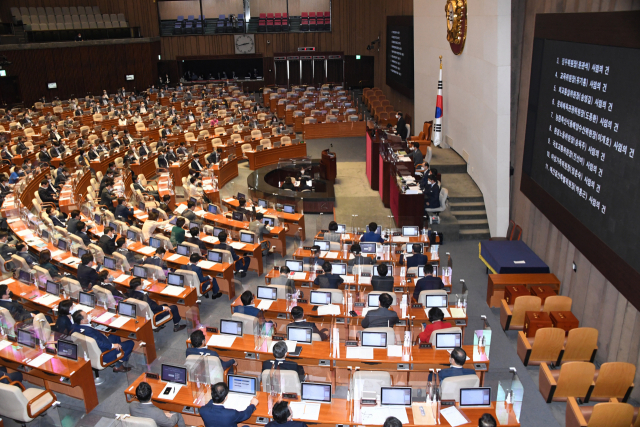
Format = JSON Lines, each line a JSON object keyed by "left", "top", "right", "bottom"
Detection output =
{"left": 138, "top": 246, "right": 156, "bottom": 255}
{"left": 167, "top": 253, "right": 183, "bottom": 262}
{"left": 61, "top": 257, "right": 81, "bottom": 265}
{"left": 289, "top": 402, "right": 321, "bottom": 421}
{"left": 207, "top": 335, "right": 236, "bottom": 348}
{"left": 361, "top": 407, "right": 409, "bottom": 425}
{"left": 326, "top": 251, "right": 339, "bottom": 258}
{"left": 197, "top": 260, "right": 216, "bottom": 269}
{"left": 393, "top": 236, "right": 410, "bottom": 242}
{"left": 0, "top": 340, "right": 13, "bottom": 351}
{"left": 28, "top": 353, "right": 54, "bottom": 368}
{"left": 317, "top": 304, "right": 341, "bottom": 316}
{"left": 34, "top": 294, "right": 61, "bottom": 306}
{"left": 16, "top": 230, "right": 32, "bottom": 237}
{"left": 291, "top": 272, "right": 307, "bottom": 280}
{"left": 449, "top": 308, "right": 465, "bottom": 318}
{"left": 223, "top": 393, "right": 254, "bottom": 411}
{"left": 426, "top": 307, "right": 451, "bottom": 318}
{"left": 175, "top": 204, "right": 188, "bottom": 214}
{"left": 50, "top": 250, "right": 66, "bottom": 258}
{"left": 161, "top": 285, "right": 184, "bottom": 296}
{"left": 202, "top": 236, "right": 219, "bottom": 244}
{"left": 114, "top": 274, "right": 131, "bottom": 284}
{"left": 340, "top": 275, "right": 355, "bottom": 283}
{"left": 230, "top": 242, "right": 245, "bottom": 250}
{"left": 359, "top": 276, "right": 372, "bottom": 285}
{"left": 109, "top": 316, "right": 131, "bottom": 328}
{"left": 440, "top": 406, "right": 469, "bottom": 426}
{"left": 95, "top": 312, "right": 115, "bottom": 323}
{"left": 0, "top": 278, "right": 13, "bottom": 285}
{"left": 346, "top": 347, "right": 374, "bottom": 360}
{"left": 72, "top": 304, "right": 94, "bottom": 314}
{"left": 387, "top": 345, "right": 403, "bottom": 357}
{"left": 257, "top": 300, "right": 273, "bottom": 310}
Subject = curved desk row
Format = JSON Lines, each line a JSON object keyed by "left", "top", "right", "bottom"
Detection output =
{"left": 245, "top": 143, "right": 308, "bottom": 170}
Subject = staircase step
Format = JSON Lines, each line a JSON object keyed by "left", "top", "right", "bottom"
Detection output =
{"left": 459, "top": 228, "right": 491, "bottom": 240}
{"left": 458, "top": 219, "right": 488, "bottom": 230}
{"left": 448, "top": 196, "right": 485, "bottom": 204}
{"left": 451, "top": 210, "right": 487, "bottom": 220}
{"left": 448, "top": 202, "right": 485, "bottom": 211}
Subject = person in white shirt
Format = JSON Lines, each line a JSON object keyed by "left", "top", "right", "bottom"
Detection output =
{"left": 118, "top": 115, "right": 127, "bottom": 126}
{"left": 141, "top": 211, "right": 176, "bottom": 242}
{"left": 132, "top": 112, "right": 142, "bottom": 123}
{"left": 188, "top": 177, "right": 203, "bottom": 200}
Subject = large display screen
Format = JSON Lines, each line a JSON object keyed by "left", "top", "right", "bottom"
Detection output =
{"left": 386, "top": 16, "right": 414, "bottom": 98}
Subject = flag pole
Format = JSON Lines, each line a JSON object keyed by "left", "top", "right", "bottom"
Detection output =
{"left": 433, "top": 56, "right": 443, "bottom": 147}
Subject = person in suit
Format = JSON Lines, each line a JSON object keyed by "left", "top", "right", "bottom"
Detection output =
{"left": 74, "top": 221, "right": 93, "bottom": 247}
{"left": 371, "top": 264, "right": 394, "bottom": 292}
{"left": 74, "top": 106, "right": 84, "bottom": 116}
{"left": 266, "top": 401, "right": 308, "bottom": 427}
{"left": 114, "top": 198, "right": 134, "bottom": 224}
{"left": 396, "top": 112, "right": 407, "bottom": 141}
{"left": 38, "top": 146, "right": 52, "bottom": 164}
{"left": 361, "top": 293, "right": 399, "bottom": 328}
{"left": 303, "top": 246, "right": 323, "bottom": 272}
{"left": 347, "top": 243, "right": 375, "bottom": 271}
{"left": 38, "top": 250, "right": 61, "bottom": 279}
{"left": 280, "top": 177, "right": 295, "bottom": 191}
{"left": 72, "top": 310, "right": 133, "bottom": 373}
{"left": 249, "top": 213, "right": 271, "bottom": 243}
{"left": 361, "top": 222, "right": 385, "bottom": 243}
{"left": 214, "top": 231, "right": 250, "bottom": 277}
{"left": 0, "top": 176, "right": 11, "bottom": 196}
{"left": 129, "top": 278, "right": 186, "bottom": 332}
{"left": 77, "top": 252, "right": 108, "bottom": 291}
{"left": 38, "top": 180, "right": 58, "bottom": 205}
{"left": 100, "top": 182, "right": 116, "bottom": 213}
{"left": 0, "top": 232, "right": 16, "bottom": 260}
{"left": 262, "top": 341, "right": 305, "bottom": 382}
{"left": 0, "top": 285, "right": 33, "bottom": 322}
{"left": 412, "top": 263, "right": 444, "bottom": 302}
{"left": 170, "top": 217, "right": 186, "bottom": 246}
{"left": 161, "top": 124, "right": 172, "bottom": 138}
{"left": 138, "top": 141, "right": 150, "bottom": 157}
{"left": 98, "top": 226, "right": 117, "bottom": 256}
{"left": 143, "top": 247, "right": 168, "bottom": 271}
{"left": 324, "top": 221, "right": 341, "bottom": 242}
{"left": 313, "top": 261, "right": 344, "bottom": 289}
{"left": 122, "top": 129, "right": 135, "bottom": 145}
{"left": 54, "top": 167, "right": 68, "bottom": 187}
{"left": 199, "top": 382, "right": 258, "bottom": 427}
{"left": 206, "top": 148, "right": 220, "bottom": 165}
{"left": 406, "top": 243, "right": 429, "bottom": 269}
{"left": 16, "top": 137, "right": 29, "bottom": 155}
{"left": 133, "top": 176, "right": 160, "bottom": 202}
{"left": 186, "top": 253, "right": 222, "bottom": 299}
{"left": 49, "top": 128, "right": 63, "bottom": 143}
{"left": 130, "top": 382, "right": 186, "bottom": 427}
{"left": 425, "top": 174, "right": 440, "bottom": 209}
{"left": 8, "top": 166, "right": 22, "bottom": 184}
{"left": 50, "top": 211, "right": 67, "bottom": 229}
{"left": 176, "top": 142, "right": 188, "bottom": 156}
{"left": 233, "top": 291, "right": 261, "bottom": 317}
{"left": 407, "top": 141, "right": 424, "bottom": 167}
{"left": 115, "top": 237, "right": 144, "bottom": 266}
{"left": 290, "top": 306, "right": 328, "bottom": 341}
{"left": 187, "top": 329, "right": 236, "bottom": 370}
{"left": 53, "top": 299, "right": 75, "bottom": 335}
{"left": 15, "top": 243, "right": 38, "bottom": 267}
{"left": 430, "top": 347, "right": 475, "bottom": 382}
{"left": 418, "top": 307, "right": 452, "bottom": 344}
{"left": 67, "top": 210, "right": 81, "bottom": 234}
{"left": 190, "top": 153, "right": 204, "bottom": 172}
{"left": 166, "top": 147, "right": 178, "bottom": 163}
{"left": 157, "top": 149, "right": 169, "bottom": 169}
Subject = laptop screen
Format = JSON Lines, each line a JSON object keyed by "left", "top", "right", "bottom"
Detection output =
{"left": 285, "top": 260, "right": 303, "bottom": 272}
{"left": 46, "top": 280, "right": 60, "bottom": 296}
{"left": 118, "top": 302, "right": 137, "bottom": 318}
{"left": 133, "top": 265, "right": 147, "bottom": 278}
{"left": 79, "top": 291, "right": 95, "bottom": 307}
{"left": 262, "top": 216, "right": 275, "bottom": 226}
{"left": 228, "top": 375, "right": 257, "bottom": 395}
{"left": 459, "top": 388, "right": 491, "bottom": 407}
{"left": 435, "top": 332, "right": 461, "bottom": 349}
{"left": 103, "top": 256, "right": 116, "bottom": 270}
{"left": 361, "top": 331, "right": 387, "bottom": 348}
{"left": 381, "top": 387, "right": 412, "bottom": 406}
{"left": 207, "top": 251, "right": 223, "bottom": 263}
{"left": 240, "top": 232, "right": 254, "bottom": 244}
{"left": 108, "top": 221, "right": 118, "bottom": 232}
{"left": 360, "top": 242, "right": 376, "bottom": 254}
{"left": 41, "top": 229, "right": 50, "bottom": 240}
{"left": 237, "top": 192, "right": 245, "bottom": 200}
{"left": 283, "top": 204, "right": 295, "bottom": 214}
{"left": 167, "top": 273, "right": 184, "bottom": 286}
{"left": 258, "top": 199, "right": 268, "bottom": 208}
{"left": 17, "top": 329, "right": 36, "bottom": 348}
{"left": 220, "top": 319, "right": 243, "bottom": 336}
{"left": 127, "top": 230, "right": 137, "bottom": 241}
{"left": 301, "top": 382, "right": 332, "bottom": 403}
{"left": 287, "top": 326, "right": 312, "bottom": 344}
{"left": 373, "top": 264, "right": 393, "bottom": 276}
{"left": 94, "top": 214, "right": 102, "bottom": 225}
{"left": 57, "top": 239, "right": 68, "bottom": 251}
{"left": 257, "top": 286, "right": 277, "bottom": 300}
{"left": 331, "top": 263, "right": 346, "bottom": 275}
{"left": 310, "top": 291, "right": 331, "bottom": 305}
{"left": 232, "top": 211, "right": 244, "bottom": 221}
{"left": 176, "top": 245, "right": 190, "bottom": 256}
{"left": 57, "top": 339, "right": 78, "bottom": 361}
{"left": 336, "top": 224, "right": 346, "bottom": 233}
{"left": 213, "top": 227, "right": 225, "bottom": 237}
{"left": 149, "top": 237, "right": 162, "bottom": 248}
{"left": 207, "top": 204, "right": 218, "bottom": 214}
{"left": 426, "top": 295, "right": 448, "bottom": 308}
{"left": 161, "top": 364, "right": 188, "bottom": 385}
{"left": 402, "top": 226, "right": 419, "bottom": 237}
{"left": 313, "top": 240, "right": 330, "bottom": 251}
{"left": 367, "top": 293, "right": 381, "bottom": 307}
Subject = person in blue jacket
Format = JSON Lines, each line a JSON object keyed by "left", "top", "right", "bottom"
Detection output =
{"left": 214, "top": 231, "right": 250, "bottom": 277}
{"left": 429, "top": 347, "right": 475, "bottom": 381}
{"left": 406, "top": 243, "right": 429, "bottom": 269}
{"left": 186, "top": 253, "right": 222, "bottom": 299}
{"left": 186, "top": 330, "right": 235, "bottom": 371}
{"left": 360, "top": 222, "right": 385, "bottom": 243}
{"left": 265, "top": 401, "right": 309, "bottom": 427}
{"left": 233, "top": 291, "right": 261, "bottom": 317}
{"left": 199, "top": 382, "right": 258, "bottom": 427}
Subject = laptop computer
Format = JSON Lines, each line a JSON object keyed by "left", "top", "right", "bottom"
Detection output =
{"left": 367, "top": 293, "right": 381, "bottom": 307}
{"left": 381, "top": 387, "right": 412, "bottom": 406}
{"left": 57, "top": 339, "right": 78, "bottom": 361}
{"left": 118, "top": 301, "right": 137, "bottom": 319}
{"left": 285, "top": 260, "right": 303, "bottom": 272}
{"left": 45, "top": 280, "right": 60, "bottom": 296}
{"left": 228, "top": 374, "right": 257, "bottom": 395}
{"left": 336, "top": 224, "right": 346, "bottom": 234}
{"left": 435, "top": 332, "right": 462, "bottom": 349}
{"left": 360, "top": 242, "right": 376, "bottom": 254}
{"left": 17, "top": 329, "right": 36, "bottom": 348}
{"left": 286, "top": 326, "right": 313, "bottom": 344}
{"left": 459, "top": 387, "right": 492, "bottom": 408}
{"left": 331, "top": 263, "right": 346, "bottom": 275}
{"left": 301, "top": 382, "right": 332, "bottom": 403}
{"left": 361, "top": 331, "right": 388, "bottom": 348}
{"left": 257, "top": 286, "right": 277, "bottom": 301}
{"left": 207, "top": 251, "right": 223, "bottom": 263}
{"left": 220, "top": 319, "right": 243, "bottom": 337}
{"left": 167, "top": 273, "right": 184, "bottom": 287}
{"left": 313, "top": 240, "right": 330, "bottom": 251}
{"left": 78, "top": 291, "right": 95, "bottom": 308}
{"left": 133, "top": 265, "right": 147, "bottom": 279}
{"left": 425, "top": 294, "right": 448, "bottom": 308}
{"left": 310, "top": 291, "right": 331, "bottom": 305}
{"left": 402, "top": 226, "right": 419, "bottom": 237}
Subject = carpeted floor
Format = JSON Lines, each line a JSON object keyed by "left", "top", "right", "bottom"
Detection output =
{"left": 14, "top": 137, "right": 571, "bottom": 427}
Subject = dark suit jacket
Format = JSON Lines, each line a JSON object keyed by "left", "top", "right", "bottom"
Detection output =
{"left": 313, "top": 273, "right": 344, "bottom": 289}
{"left": 233, "top": 306, "right": 261, "bottom": 317}
{"left": 371, "top": 276, "right": 394, "bottom": 292}
{"left": 67, "top": 218, "right": 80, "bottom": 234}
{"left": 49, "top": 146, "right": 62, "bottom": 157}
{"left": 53, "top": 315, "right": 74, "bottom": 335}
{"left": 206, "top": 152, "right": 219, "bottom": 164}
{"left": 161, "top": 129, "right": 172, "bottom": 138}
{"left": 186, "top": 263, "right": 208, "bottom": 283}
{"left": 139, "top": 146, "right": 149, "bottom": 157}
{"left": 157, "top": 155, "right": 168, "bottom": 169}
{"left": 261, "top": 359, "right": 305, "bottom": 382}
{"left": 54, "top": 174, "right": 67, "bottom": 188}
{"left": 143, "top": 256, "right": 167, "bottom": 270}
{"left": 0, "top": 298, "right": 31, "bottom": 322}
{"left": 413, "top": 276, "right": 445, "bottom": 302}
{"left": 88, "top": 150, "right": 99, "bottom": 160}
{"left": 38, "top": 187, "right": 56, "bottom": 203}
{"left": 166, "top": 152, "right": 178, "bottom": 162}
{"left": 214, "top": 243, "right": 239, "bottom": 262}
{"left": 361, "top": 307, "right": 399, "bottom": 328}
{"left": 38, "top": 151, "right": 52, "bottom": 163}
{"left": 72, "top": 323, "right": 120, "bottom": 364}
{"left": 397, "top": 117, "right": 407, "bottom": 140}
{"left": 426, "top": 183, "right": 440, "bottom": 209}
{"left": 266, "top": 421, "right": 308, "bottom": 427}
{"left": 100, "top": 189, "right": 115, "bottom": 209}
{"left": 186, "top": 236, "right": 207, "bottom": 252}
{"left": 114, "top": 204, "right": 133, "bottom": 221}
{"left": 98, "top": 235, "right": 117, "bottom": 256}
{"left": 77, "top": 264, "right": 101, "bottom": 289}
{"left": 199, "top": 401, "right": 256, "bottom": 427}
{"left": 51, "top": 215, "right": 66, "bottom": 229}
{"left": 75, "top": 231, "right": 92, "bottom": 247}
{"left": 191, "top": 159, "right": 203, "bottom": 171}
{"left": 361, "top": 232, "right": 384, "bottom": 243}
{"left": 437, "top": 366, "right": 476, "bottom": 382}
{"left": 406, "top": 253, "right": 429, "bottom": 269}
{"left": 290, "top": 320, "right": 327, "bottom": 340}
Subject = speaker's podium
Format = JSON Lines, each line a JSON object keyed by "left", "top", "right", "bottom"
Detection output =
{"left": 321, "top": 149, "right": 337, "bottom": 181}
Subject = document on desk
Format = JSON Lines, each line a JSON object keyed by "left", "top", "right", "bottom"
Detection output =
{"left": 6, "top": 218, "right": 20, "bottom": 224}
{"left": 230, "top": 242, "right": 246, "bottom": 250}
{"left": 95, "top": 312, "right": 116, "bottom": 323}
{"left": 138, "top": 246, "right": 156, "bottom": 255}
{"left": 201, "top": 236, "right": 220, "bottom": 244}
{"left": 16, "top": 230, "right": 33, "bottom": 237}
{"left": 197, "top": 260, "right": 216, "bottom": 269}
{"left": 346, "top": 347, "right": 374, "bottom": 360}
{"left": 269, "top": 340, "right": 296, "bottom": 353}
{"left": 392, "top": 236, "right": 410, "bottom": 243}
{"left": 208, "top": 334, "right": 236, "bottom": 348}
{"left": 326, "top": 251, "right": 339, "bottom": 258}
{"left": 114, "top": 274, "right": 131, "bottom": 284}
{"left": 109, "top": 316, "right": 131, "bottom": 328}
{"left": 27, "top": 353, "right": 54, "bottom": 368}
{"left": 161, "top": 285, "right": 184, "bottom": 296}
{"left": 449, "top": 308, "right": 465, "bottom": 318}
{"left": 340, "top": 275, "right": 355, "bottom": 283}
{"left": 317, "top": 304, "right": 341, "bottom": 316}
{"left": 174, "top": 204, "right": 188, "bottom": 214}
{"left": 72, "top": 304, "right": 93, "bottom": 314}
{"left": 359, "top": 276, "right": 372, "bottom": 285}
{"left": 440, "top": 406, "right": 470, "bottom": 426}
{"left": 223, "top": 393, "right": 254, "bottom": 411}
{"left": 0, "top": 340, "right": 13, "bottom": 351}
{"left": 50, "top": 250, "right": 66, "bottom": 258}
{"left": 166, "top": 253, "right": 183, "bottom": 262}
{"left": 257, "top": 300, "right": 273, "bottom": 310}
{"left": 0, "top": 278, "right": 14, "bottom": 285}
{"left": 361, "top": 407, "right": 409, "bottom": 425}
{"left": 387, "top": 345, "right": 403, "bottom": 357}
{"left": 320, "top": 251, "right": 329, "bottom": 258}
{"left": 61, "top": 256, "right": 82, "bottom": 265}
{"left": 34, "top": 294, "right": 61, "bottom": 306}
{"left": 291, "top": 272, "right": 307, "bottom": 280}
{"left": 159, "top": 384, "right": 182, "bottom": 401}
{"left": 290, "top": 402, "right": 321, "bottom": 421}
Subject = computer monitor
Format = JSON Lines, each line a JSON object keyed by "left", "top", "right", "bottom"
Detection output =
{"left": 361, "top": 331, "right": 388, "bottom": 348}
{"left": 57, "top": 239, "right": 68, "bottom": 252}
{"left": 108, "top": 221, "right": 118, "bottom": 232}
{"left": 258, "top": 199, "right": 268, "bottom": 208}
{"left": 256, "top": 286, "right": 277, "bottom": 300}
{"left": 189, "top": 197, "right": 197, "bottom": 205}
{"left": 41, "top": 229, "right": 50, "bottom": 240}
{"left": 381, "top": 387, "right": 412, "bottom": 406}
{"left": 127, "top": 230, "right": 137, "bottom": 241}
{"left": 360, "top": 242, "right": 376, "bottom": 254}
{"left": 207, "top": 204, "right": 218, "bottom": 214}
{"left": 237, "top": 192, "right": 245, "bottom": 200}
{"left": 169, "top": 217, "right": 177, "bottom": 225}
{"left": 93, "top": 213, "right": 102, "bottom": 225}
{"left": 435, "top": 332, "right": 462, "bottom": 349}
{"left": 418, "top": 266, "right": 427, "bottom": 277}
{"left": 118, "top": 301, "right": 137, "bottom": 318}
{"left": 301, "top": 383, "right": 332, "bottom": 403}
{"left": 336, "top": 224, "right": 346, "bottom": 234}
{"left": 149, "top": 237, "right": 162, "bottom": 248}
{"left": 426, "top": 295, "right": 448, "bottom": 308}
{"left": 18, "top": 270, "right": 32, "bottom": 284}
{"left": 57, "top": 339, "right": 78, "bottom": 361}
{"left": 285, "top": 260, "right": 303, "bottom": 272}
{"left": 232, "top": 211, "right": 244, "bottom": 221}
{"left": 331, "top": 263, "right": 346, "bottom": 275}
{"left": 402, "top": 226, "right": 419, "bottom": 237}
{"left": 17, "top": 329, "right": 36, "bottom": 348}
{"left": 262, "top": 216, "right": 275, "bottom": 227}
{"left": 138, "top": 202, "right": 146, "bottom": 211}
{"left": 228, "top": 375, "right": 257, "bottom": 395}
{"left": 220, "top": 319, "right": 243, "bottom": 336}
{"left": 45, "top": 280, "right": 60, "bottom": 296}
{"left": 79, "top": 291, "right": 95, "bottom": 308}
{"left": 133, "top": 265, "right": 147, "bottom": 278}
{"left": 103, "top": 256, "right": 116, "bottom": 270}
{"left": 167, "top": 273, "right": 184, "bottom": 287}
{"left": 310, "top": 291, "right": 331, "bottom": 305}
{"left": 459, "top": 388, "right": 492, "bottom": 408}
{"left": 161, "top": 364, "right": 188, "bottom": 385}
{"left": 374, "top": 225, "right": 382, "bottom": 235}
{"left": 207, "top": 251, "right": 223, "bottom": 263}
{"left": 406, "top": 243, "right": 423, "bottom": 254}
{"left": 240, "top": 232, "right": 254, "bottom": 244}
{"left": 283, "top": 204, "right": 295, "bottom": 214}
{"left": 176, "top": 245, "right": 190, "bottom": 256}
{"left": 373, "top": 264, "right": 393, "bottom": 276}
{"left": 313, "top": 240, "right": 330, "bottom": 251}
{"left": 367, "top": 293, "right": 381, "bottom": 307}
{"left": 213, "top": 227, "right": 225, "bottom": 237}
{"left": 77, "top": 247, "right": 89, "bottom": 259}
{"left": 287, "top": 326, "right": 313, "bottom": 344}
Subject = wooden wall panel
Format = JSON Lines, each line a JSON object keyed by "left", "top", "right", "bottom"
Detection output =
{"left": 2, "top": 41, "right": 160, "bottom": 106}
{"left": 202, "top": 0, "right": 244, "bottom": 19}
{"left": 158, "top": 1, "right": 202, "bottom": 20}
{"left": 511, "top": 0, "right": 640, "bottom": 400}
{"left": 250, "top": 0, "right": 289, "bottom": 15}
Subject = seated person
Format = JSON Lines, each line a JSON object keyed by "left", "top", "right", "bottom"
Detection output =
{"left": 130, "top": 381, "right": 186, "bottom": 427}
{"left": 262, "top": 341, "right": 305, "bottom": 382}
{"left": 53, "top": 299, "right": 74, "bottom": 335}
{"left": 15, "top": 242, "right": 38, "bottom": 266}
{"left": 266, "top": 401, "right": 309, "bottom": 427}
{"left": 406, "top": 243, "right": 428, "bottom": 269}
{"left": 429, "top": 347, "right": 475, "bottom": 381}
{"left": 72, "top": 310, "right": 134, "bottom": 373}
{"left": 0, "top": 365, "right": 22, "bottom": 385}
{"left": 361, "top": 222, "right": 384, "bottom": 243}
{"left": 77, "top": 253, "right": 109, "bottom": 291}
{"left": 290, "top": 306, "right": 328, "bottom": 341}
{"left": 234, "top": 291, "right": 261, "bottom": 317}
{"left": 280, "top": 176, "right": 295, "bottom": 191}
{"left": 143, "top": 247, "right": 168, "bottom": 271}
{"left": 269, "top": 266, "right": 297, "bottom": 295}
{"left": 371, "top": 263, "right": 394, "bottom": 292}
{"left": 115, "top": 237, "right": 144, "bottom": 265}
{"left": 186, "top": 226, "right": 208, "bottom": 254}
{"left": 479, "top": 414, "right": 497, "bottom": 427}
{"left": 361, "top": 293, "right": 399, "bottom": 328}
{"left": 0, "top": 284, "right": 34, "bottom": 322}
{"left": 187, "top": 330, "right": 235, "bottom": 371}
{"left": 186, "top": 253, "right": 222, "bottom": 299}
{"left": 413, "top": 262, "right": 445, "bottom": 302}
{"left": 214, "top": 231, "right": 250, "bottom": 278}
{"left": 200, "top": 382, "right": 258, "bottom": 427}
{"left": 313, "top": 261, "right": 344, "bottom": 289}
{"left": 129, "top": 278, "right": 186, "bottom": 332}
{"left": 348, "top": 243, "right": 375, "bottom": 270}
{"left": 324, "top": 221, "right": 341, "bottom": 242}
{"left": 74, "top": 221, "right": 93, "bottom": 246}
{"left": 417, "top": 307, "right": 452, "bottom": 344}
{"left": 170, "top": 217, "right": 187, "bottom": 246}
{"left": 303, "top": 245, "right": 323, "bottom": 271}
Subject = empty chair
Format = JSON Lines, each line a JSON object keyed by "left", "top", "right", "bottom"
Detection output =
{"left": 350, "top": 371, "right": 391, "bottom": 401}
{"left": 560, "top": 327, "right": 598, "bottom": 364}
{"left": 0, "top": 383, "right": 57, "bottom": 425}
{"left": 589, "top": 362, "right": 636, "bottom": 402}
{"left": 517, "top": 327, "right": 566, "bottom": 366}
{"left": 500, "top": 295, "right": 542, "bottom": 331}
{"left": 565, "top": 397, "right": 634, "bottom": 427}
{"left": 441, "top": 375, "right": 481, "bottom": 401}
{"left": 261, "top": 369, "right": 301, "bottom": 394}
{"left": 231, "top": 313, "right": 258, "bottom": 335}
{"left": 542, "top": 295, "right": 572, "bottom": 312}
{"left": 539, "top": 361, "right": 596, "bottom": 402}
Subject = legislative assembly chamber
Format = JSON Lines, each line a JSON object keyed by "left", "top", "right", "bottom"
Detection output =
{"left": 0, "top": 1, "right": 636, "bottom": 426}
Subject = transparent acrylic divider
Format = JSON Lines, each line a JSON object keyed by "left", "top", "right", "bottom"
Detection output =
{"left": 0, "top": 310, "right": 16, "bottom": 338}
{"left": 27, "top": 404, "right": 63, "bottom": 427}
{"left": 473, "top": 316, "right": 492, "bottom": 360}
{"left": 496, "top": 369, "right": 523, "bottom": 423}
{"left": 185, "top": 306, "right": 203, "bottom": 337}
{"left": 189, "top": 355, "right": 209, "bottom": 407}
{"left": 125, "top": 336, "right": 149, "bottom": 386}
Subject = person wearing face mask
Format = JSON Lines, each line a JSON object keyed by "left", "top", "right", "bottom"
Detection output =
{"left": 396, "top": 111, "right": 407, "bottom": 141}
{"left": 134, "top": 176, "right": 160, "bottom": 201}
{"left": 55, "top": 167, "right": 68, "bottom": 187}
{"left": 122, "top": 129, "right": 134, "bottom": 145}
{"left": 139, "top": 141, "right": 149, "bottom": 157}
{"left": 190, "top": 153, "right": 203, "bottom": 172}
{"left": 166, "top": 146, "right": 178, "bottom": 163}
{"left": 118, "top": 115, "right": 127, "bottom": 126}
{"left": 157, "top": 148, "right": 169, "bottom": 169}
{"left": 406, "top": 141, "right": 424, "bottom": 167}
{"left": 87, "top": 144, "right": 100, "bottom": 160}
{"left": 100, "top": 181, "right": 116, "bottom": 212}
{"left": 424, "top": 174, "right": 440, "bottom": 209}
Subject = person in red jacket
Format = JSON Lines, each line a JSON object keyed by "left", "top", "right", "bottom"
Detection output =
{"left": 418, "top": 307, "right": 452, "bottom": 344}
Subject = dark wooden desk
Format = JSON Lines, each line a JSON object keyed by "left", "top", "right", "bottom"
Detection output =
{"left": 246, "top": 144, "right": 308, "bottom": 170}
{"left": 302, "top": 120, "right": 366, "bottom": 139}
{"left": 131, "top": 154, "right": 159, "bottom": 180}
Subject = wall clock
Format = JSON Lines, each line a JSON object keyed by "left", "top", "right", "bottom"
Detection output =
{"left": 445, "top": 0, "right": 467, "bottom": 55}
{"left": 234, "top": 34, "right": 256, "bottom": 54}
